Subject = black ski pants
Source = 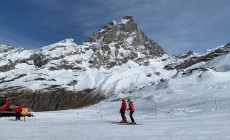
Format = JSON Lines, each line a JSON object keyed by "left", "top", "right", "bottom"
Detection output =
{"left": 129, "top": 111, "right": 135, "bottom": 122}
{"left": 15, "top": 112, "right": 21, "bottom": 120}
{"left": 120, "top": 110, "right": 126, "bottom": 121}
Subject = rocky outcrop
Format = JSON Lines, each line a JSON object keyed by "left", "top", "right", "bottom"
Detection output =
{"left": 179, "top": 51, "right": 194, "bottom": 59}
{"left": 0, "top": 44, "right": 13, "bottom": 53}
{"left": 1, "top": 88, "right": 105, "bottom": 111}
{"left": 85, "top": 15, "right": 165, "bottom": 68}
{"left": 0, "top": 62, "right": 16, "bottom": 72}
{"left": 165, "top": 42, "right": 230, "bottom": 70}
{"left": 32, "top": 52, "right": 49, "bottom": 68}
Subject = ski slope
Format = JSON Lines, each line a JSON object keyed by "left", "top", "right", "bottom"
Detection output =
{"left": 0, "top": 110, "right": 230, "bottom": 140}
{"left": 1, "top": 69, "right": 230, "bottom": 140}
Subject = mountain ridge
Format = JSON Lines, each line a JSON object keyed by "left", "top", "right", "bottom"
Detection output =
{"left": 0, "top": 16, "right": 229, "bottom": 112}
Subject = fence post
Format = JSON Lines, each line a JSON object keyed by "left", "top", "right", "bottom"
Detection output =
{"left": 134, "top": 92, "right": 136, "bottom": 102}
{"left": 152, "top": 95, "right": 157, "bottom": 116}
{"left": 155, "top": 99, "right": 157, "bottom": 115}
{"left": 100, "top": 103, "right": 102, "bottom": 121}
{"left": 215, "top": 98, "right": 217, "bottom": 111}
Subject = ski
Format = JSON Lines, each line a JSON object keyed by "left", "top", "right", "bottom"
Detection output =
{"left": 119, "top": 123, "right": 142, "bottom": 125}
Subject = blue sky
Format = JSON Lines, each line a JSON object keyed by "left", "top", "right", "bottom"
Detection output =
{"left": 0, "top": 0, "right": 230, "bottom": 55}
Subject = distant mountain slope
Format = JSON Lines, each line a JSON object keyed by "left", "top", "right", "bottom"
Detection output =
{"left": 0, "top": 16, "right": 166, "bottom": 111}
{"left": 0, "top": 15, "right": 229, "bottom": 112}
{"left": 165, "top": 42, "right": 230, "bottom": 71}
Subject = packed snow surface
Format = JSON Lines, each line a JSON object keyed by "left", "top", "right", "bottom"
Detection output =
{"left": 1, "top": 69, "right": 230, "bottom": 140}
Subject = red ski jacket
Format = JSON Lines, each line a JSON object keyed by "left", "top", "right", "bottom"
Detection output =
{"left": 128, "top": 102, "right": 134, "bottom": 111}
{"left": 14, "top": 106, "right": 21, "bottom": 113}
{"left": 120, "top": 101, "right": 127, "bottom": 111}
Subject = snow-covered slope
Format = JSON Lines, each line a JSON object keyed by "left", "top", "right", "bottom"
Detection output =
{"left": 1, "top": 67, "right": 230, "bottom": 139}
{"left": 167, "top": 42, "right": 230, "bottom": 70}
{"left": 190, "top": 53, "right": 230, "bottom": 72}
{"left": 0, "top": 16, "right": 165, "bottom": 94}
{"left": 0, "top": 48, "right": 170, "bottom": 92}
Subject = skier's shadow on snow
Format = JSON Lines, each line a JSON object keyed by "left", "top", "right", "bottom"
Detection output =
{"left": 9, "top": 118, "right": 22, "bottom": 121}
{"left": 106, "top": 120, "right": 142, "bottom": 125}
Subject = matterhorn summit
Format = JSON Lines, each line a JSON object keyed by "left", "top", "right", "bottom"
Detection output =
{"left": 84, "top": 15, "right": 165, "bottom": 68}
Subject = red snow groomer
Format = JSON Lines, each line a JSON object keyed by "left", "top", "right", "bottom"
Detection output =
{"left": 0, "top": 96, "right": 33, "bottom": 117}
{"left": 0, "top": 96, "right": 10, "bottom": 110}
{"left": 0, "top": 96, "right": 13, "bottom": 116}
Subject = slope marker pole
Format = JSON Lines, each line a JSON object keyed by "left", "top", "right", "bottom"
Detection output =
{"left": 155, "top": 99, "right": 157, "bottom": 115}
{"left": 100, "top": 103, "right": 102, "bottom": 121}
{"left": 215, "top": 98, "right": 217, "bottom": 112}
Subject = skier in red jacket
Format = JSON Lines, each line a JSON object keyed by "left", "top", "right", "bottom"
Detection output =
{"left": 120, "top": 98, "right": 128, "bottom": 123}
{"left": 127, "top": 99, "right": 135, "bottom": 124}
{"left": 14, "top": 104, "right": 21, "bottom": 120}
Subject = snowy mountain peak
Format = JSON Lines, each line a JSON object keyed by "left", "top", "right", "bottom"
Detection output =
{"left": 224, "top": 42, "right": 230, "bottom": 47}
{"left": 0, "top": 44, "right": 11, "bottom": 48}
{"left": 120, "top": 15, "right": 134, "bottom": 24}
{"left": 0, "top": 44, "right": 13, "bottom": 52}
{"left": 84, "top": 16, "right": 164, "bottom": 68}
{"left": 122, "top": 15, "right": 134, "bottom": 20}
{"left": 85, "top": 15, "right": 160, "bottom": 46}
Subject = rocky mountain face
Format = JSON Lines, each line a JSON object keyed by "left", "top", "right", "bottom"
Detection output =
{"left": 0, "top": 44, "right": 27, "bottom": 72}
{"left": 164, "top": 42, "right": 230, "bottom": 71}
{"left": 84, "top": 15, "right": 164, "bottom": 68}
{"left": 0, "top": 16, "right": 165, "bottom": 111}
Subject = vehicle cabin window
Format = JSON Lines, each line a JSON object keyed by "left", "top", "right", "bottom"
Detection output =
{"left": 0, "top": 97, "right": 6, "bottom": 106}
